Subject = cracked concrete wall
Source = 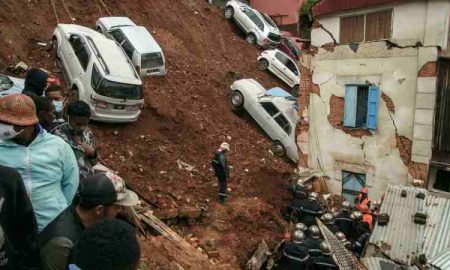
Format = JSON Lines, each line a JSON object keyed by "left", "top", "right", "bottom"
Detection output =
{"left": 311, "top": 0, "right": 450, "bottom": 48}
{"left": 306, "top": 42, "right": 428, "bottom": 201}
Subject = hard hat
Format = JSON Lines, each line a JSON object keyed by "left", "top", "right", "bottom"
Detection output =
{"left": 373, "top": 200, "right": 380, "bottom": 206}
{"left": 309, "top": 192, "right": 318, "bottom": 201}
{"left": 294, "top": 223, "right": 307, "bottom": 232}
{"left": 292, "top": 230, "right": 305, "bottom": 243}
{"left": 360, "top": 188, "right": 369, "bottom": 194}
{"left": 322, "top": 213, "right": 335, "bottom": 224}
{"left": 220, "top": 142, "right": 230, "bottom": 151}
{"left": 320, "top": 242, "right": 331, "bottom": 255}
{"left": 335, "top": 232, "right": 346, "bottom": 242}
{"left": 352, "top": 211, "right": 362, "bottom": 220}
{"left": 309, "top": 225, "right": 320, "bottom": 238}
{"left": 342, "top": 201, "right": 351, "bottom": 211}
{"left": 296, "top": 179, "right": 304, "bottom": 187}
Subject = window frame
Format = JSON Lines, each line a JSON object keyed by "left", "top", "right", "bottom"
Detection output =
{"left": 109, "top": 29, "right": 126, "bottom": 44}
{"left": 343, "top": 84, "right": 379, "bottom": 130}
{"left": 339, "top": 9, "right": 393, "bottom": 44}
{"left": 275, "top": 52, "right": 289, "bottom": 65}
{"left": 260, "top": 101, "right": 280, "bottom": 117}
{"left": 69, "top": 34, "right": 90, "bottom": 71}
{"left": 274, "top": 113, "right": 292, "bottom": 135}
{"left": 121, "top": 39, "right": 135, "bottom": 60}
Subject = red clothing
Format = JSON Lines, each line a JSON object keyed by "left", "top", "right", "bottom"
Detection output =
{"left": 355, "top": 193, "right": 370, "bottom": 211}
{"left": 363, "top": 214, "right": 373, "bottom": 230}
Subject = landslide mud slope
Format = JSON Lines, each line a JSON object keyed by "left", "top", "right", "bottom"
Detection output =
{"left": 0, "top": 0, "right": 296, "bottom": 268}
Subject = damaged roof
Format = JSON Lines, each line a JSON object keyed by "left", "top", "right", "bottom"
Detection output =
{"left": 361, "top": 257, "right": 418, "bottom": 270}
{"left": 367, "top": 185, "right": 450, "bottom": 265}
{"left": 312, "top": 0, "right": 406, "bottom": 17}
{"left": 429, "top": 249, "right": 450, "bottom": 270}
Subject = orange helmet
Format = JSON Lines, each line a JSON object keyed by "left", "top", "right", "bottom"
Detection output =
{"left": 360, "top": 188, "right": 369, "bottom": 194}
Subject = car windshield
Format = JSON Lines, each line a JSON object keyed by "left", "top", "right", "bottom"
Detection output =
{"left": 285, "top": 39, "right": 300, "bottom": 56}
{"left": 259, "top": 12, "right": 277, "bottom": 28}
{"left": 268, "top": 32, "right": 281, "bottom": 42}
{"left": 0, "top": 75, "right": 13, "bottom": 91}
{"left": 95, "top": 79, "right": 143, "bottom": 100}
{"left": 141, "top": 52, "right": 164, "bottom": 69}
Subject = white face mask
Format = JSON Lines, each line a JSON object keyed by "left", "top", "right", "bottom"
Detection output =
{"left": 0, "top": 123, "right": 23, "bottom": 140}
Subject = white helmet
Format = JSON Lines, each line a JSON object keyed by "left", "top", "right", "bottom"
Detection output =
{"left": 309, "top": 225, "right": 320, "bottom": 238}
{"left": 292, "top": 230, "right": 305, "bottom": 243}
{"left": 294, "top": 223, "right": 307, "bottom": 232}
{"left": 309, "top": 192, "right": 318, "bottom": 201}
{"left": 220, "top": 142, "right": 230, "bottom": 151}
{"left": 320, "top": 242, "right": 331, "bottom": 255}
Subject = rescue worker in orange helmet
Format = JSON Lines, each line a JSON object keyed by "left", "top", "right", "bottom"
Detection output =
{"left": 360, "top": 205, "right": 373, "bottom": 230}
{"left": 355, "top": 187, "right": 370, "bottom": 212}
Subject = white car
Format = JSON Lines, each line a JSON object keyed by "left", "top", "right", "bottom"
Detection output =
{"left": 96, "top": 17, "right": 166, "bottom": 77}
{"left": 224, "top": 0, "right": 281, "bottom": 47}
{"left": 52, "top": 24, "right": 144, "bottom": 123}
{"left": 258, "top": 49, "right": 300, "bottom": 96}
{"left": 229, "top": 79, "right": 299, "bottom": 162}
{"left": 0, "top": 74, "right": 24, "bottom": 98}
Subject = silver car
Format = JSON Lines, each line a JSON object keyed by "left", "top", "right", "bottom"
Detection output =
{"left": 224, "top": 0, "right": 281, "bottom": 47}
{"left": 229, "top": 79, "right": 299, "bottom": 162}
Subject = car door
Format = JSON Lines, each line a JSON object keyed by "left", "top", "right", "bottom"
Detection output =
{"left": 67, "top": 35, "right": 90, "bottom": 82}
{"left": 272, "top": 112, "right": 292, "bottom": 144}
{"left": 108, "top": 29, "right": 126, "bottom": 44}
{"left": 284, "top": 58, "right": 299, "bottom": 87}
{"left": 61, "top": 34, "right": 82, "bottom": 82}
{"left": 254, "top": 99, "right": 280, "bottom": 139}
{"left": 271, "top": 52, "right": 292, "bottom": 85}
{"left": 240, "top": 8, "right": 257, "bottom": 32}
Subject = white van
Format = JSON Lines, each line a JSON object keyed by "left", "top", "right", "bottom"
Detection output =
{"left": 96, "top": 17, "right": 166, "bottom": 77}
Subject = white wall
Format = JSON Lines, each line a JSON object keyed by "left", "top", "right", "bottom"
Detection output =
{"left": 311, "top": 0, "right": 450, "bottom": 48}
{"left": 304, "top": 42, "right": 425, "bottom": 201}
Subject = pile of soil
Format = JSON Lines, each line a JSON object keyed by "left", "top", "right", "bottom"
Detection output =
{"left": 0, "top": 0, "right": 297, "bottom": 268}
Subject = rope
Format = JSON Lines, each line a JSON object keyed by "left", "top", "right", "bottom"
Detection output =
{"left": 59, "top": 0, "right": 74, "bottom": 23}
{"left": 97, "top": 0, "right": 112, "bottom": 16}
{"left": 49, "top": 0, "right": 60, "bottom": 24}
{"left": 93, "top": 0, "right": 103, "bottom": 17}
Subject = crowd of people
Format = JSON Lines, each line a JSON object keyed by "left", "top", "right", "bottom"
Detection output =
{"left": 278, "top": 181, "right": 380, "bottom": 269}
{"left": 0, "top": 68, "right": 141, "bottom": 270}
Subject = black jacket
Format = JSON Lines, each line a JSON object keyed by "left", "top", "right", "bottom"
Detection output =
{"left": 335, "top": 212, "right": 353, "bottom": 237}
{"left": 282, "top": 241, "right": 310, "bottom": 270}
{"left": 313, "top": 255, "right": 338, "bottom": 270}
{"left": 212, "top": 151, "right": 228, "bottom": 179}
{"left": 22, "top": 68, "right": 48, "bottom": 97}
{"left": 0, "top": 165, "right": 40, "bottom": 270}
{"left": 304, "top": 237, "right": 322, "bottom": 258}
{"left": 299, "top": 200, "right": 324, "bottom": 226}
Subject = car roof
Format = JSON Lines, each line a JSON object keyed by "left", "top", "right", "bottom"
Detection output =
{"left": 58, "top": 24, "right": 105, "bottom": 39}
{"left": 97, "top": 17, "right": 136, "bottom": 29}
{"left": 120, "top": 26, "right": 162, "bottom": 53}
{"left": 88, "top": 35, "right": 141, "bottom": 84}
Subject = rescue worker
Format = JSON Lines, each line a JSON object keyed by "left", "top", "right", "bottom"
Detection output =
{"left": 360, "top": 205, "right": 373, "bottom": 230}
{"left": 304, "top": 225, "right": 322, "bottom": 259}
{"left": 281, "top": 230, "right": 310, "bottom": 270}
{"left": 299, "top": 192, "right": 324, "bottom": 226}
{"left": 335, "top": 201, "right": 353, "bottom": 237}
{"left": 351, "top": 211, "right": 366, "bottom": 241}
{"left": 353, "top": 223, "right": 371, "bottom": 257}
{"left": 285, "top": 181, "right": 307, "bottom": 222}
{"left": 294, "top": 223, "right": 308, "bottom": 234}
{"left": 336, "top": 232, "right": 351, "bottom": 250}
{"left": 313, "top": 242, "right": 338, "bottom": 270}
{"left": 288, "top": 180, "right": 307, "bottom": 200}
{"left": 322, "top": 213, "right": 340, "bottom": 234}
{"left": 355, "top": 188, "right": 370, "bottom": 212}
{"left": 211, "top": 142, "right": 230, "bottom": 204}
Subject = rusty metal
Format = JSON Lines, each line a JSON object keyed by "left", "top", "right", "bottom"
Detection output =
{"left": 313, "top": 0, "right": 407, "bottom": 17}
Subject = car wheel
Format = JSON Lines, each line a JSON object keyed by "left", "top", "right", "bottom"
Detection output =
{"left": 69, "top": 87, "right": 79, "bottom": 102}
{"left": 224, "top": 7, "right": 234, "bottom": 19}
{"left": 272, "top": 141, "right": 286, "bottom": 157}
{"left": 96, "top": 26, "right": 103, "bottom": 33}
{"left": 293, "top": 85, "right": 299, "bottom": 97}
{"left": 258, "top": 59, "right": 269, "bottom": 71}
{"left": 230, "top": 91, "right": 244, "bottom": 110}
{"left": 246, "top": 33, "right": 256, "bottom": 45}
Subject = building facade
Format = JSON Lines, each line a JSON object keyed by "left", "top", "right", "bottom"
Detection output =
{"left": 299, "top": 0, "right": 450, "bottom": 201}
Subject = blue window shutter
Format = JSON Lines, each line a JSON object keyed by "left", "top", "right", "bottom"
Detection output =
{"left": 344, "top": 86, "right": 358, "bottom": 127}
{"left": 366, "top": 85, "right": 380, "bottom": 130}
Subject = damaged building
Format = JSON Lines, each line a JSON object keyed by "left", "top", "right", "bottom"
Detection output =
{"left": 298, "top": 0, "right": 450, "bottom": 201}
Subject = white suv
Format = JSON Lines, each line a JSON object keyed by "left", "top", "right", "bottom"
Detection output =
{"left": 224, "top": 0, "right": 281, "bottom": 47}
{"left": 52, "top": 24, "right": 144, "bottom": 123}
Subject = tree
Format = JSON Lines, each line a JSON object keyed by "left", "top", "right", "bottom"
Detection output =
{"left": 298, "top": 0, "right": 321, "bottom": 39}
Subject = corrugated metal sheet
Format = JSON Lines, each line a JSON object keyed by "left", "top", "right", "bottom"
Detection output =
{"left": 361, "top": 257, "right": 419, "bottom": 270}
{"left": 312, "top": 0, "right": 406, "bottom": 17}
{"left": 368, "top": 185, "right": 450, "bottom": 265}
{"left": 429, "top": 249, "right": 450, "bottom": 270}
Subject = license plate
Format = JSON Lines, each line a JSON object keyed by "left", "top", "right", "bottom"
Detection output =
{"left": 114, "top": 105, "right": 125, "bottom": 110}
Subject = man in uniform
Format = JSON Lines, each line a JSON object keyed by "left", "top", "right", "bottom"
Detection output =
{"left": 335, "top": 201, "right": 353, "bottom": 237}
{"left": 299, "top": 192, "right": 324, "bottom": 226}
{"left": 313, "top": 242, "right": 338, "bottom": 270}
{"left": 281, "top": 230, "right": 310, "bottom": 270}
{"left": 211, "top": 142, "right": 230, "bottom": 204}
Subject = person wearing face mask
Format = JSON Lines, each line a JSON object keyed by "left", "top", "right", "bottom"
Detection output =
{"left": 45, "top": 85, "right": 66, "bottom": 124}
{"left": 29, "top": 95, "right": 58, "bottom": 133}
{"left": 53, "top": 101, "right": 97, "bottom": 179}
{"left": 0, "top": 94, "right": 79, "bottom": 232}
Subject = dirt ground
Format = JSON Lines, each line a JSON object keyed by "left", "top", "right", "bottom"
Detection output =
{"left": 0, "top": 0, "right": 297, "bottom": 268}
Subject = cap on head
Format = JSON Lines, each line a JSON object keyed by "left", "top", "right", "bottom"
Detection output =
{"left": 0, "top": 94, "right": 39, "bottom": 126}
{"left": 292, "top": 230, "right": 305, "bottom": 243}
{"left": 360, "top": 188, "right": 369, "bottom": 194}
{"left": 220, "top": 142, "right": 230, "bottom": 151}
{"left": 309, "top": 192, "right": 318, "bottom": 201}
{"left": 342, "top": 201, "right": 351, "bottom": 211}
{"left": 309, "top": 225, "right": 320, "bottom": 238}
{"left": 352, "top": 211, "right": 362, "bottom": 220}
{"left": 294, "top": 223, "right": 307, "bottom": 232}
{"left": 79, "top": 172, "right": 139, "bottom": 207}
{"left": 336, "top": 232, "right": 346, "bottom": 242}
{"left": 322, "top": 213, "right": 334, "bottom": 224}
{"left": 320, "top": 242, "right": 331, "bottom": 255}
